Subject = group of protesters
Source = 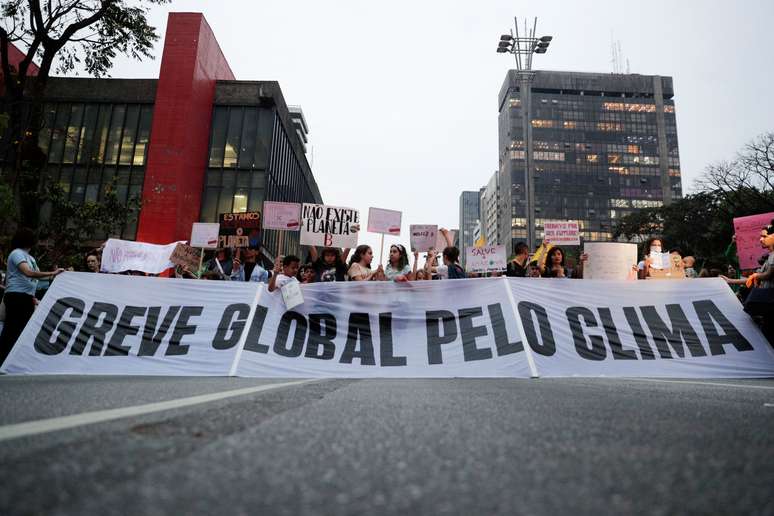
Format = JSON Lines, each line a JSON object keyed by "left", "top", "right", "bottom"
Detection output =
{"left": 2, "top": 220, "right": 774, "bottom": 365}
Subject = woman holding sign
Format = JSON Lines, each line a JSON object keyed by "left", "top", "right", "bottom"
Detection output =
{"left": 348, "top": 245, "right": 385, "bottom": 281}
{"left": 637, "top": 237, "right": 663, "bottom": 280}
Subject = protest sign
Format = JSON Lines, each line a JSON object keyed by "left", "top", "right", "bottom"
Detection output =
{"left": 281, "top": 281, "right": 304, "bottom": 310}
{"left": 466, "top": 245, "right": 507, "bottom": 272}
{"left": 583, "top": 243, "right": 637, "bottom": 281}
{"left": 367, "top": 207, "right": 402, "bottom": 236}
{"left": 410, "top": 225, "right": 438, "bottom": 252}
{"left": 190, "top": 223, "right": 220, "bottom": 249}
{"left": 5, "top": 273, "right": 774, "bottom": 379}
{"left": 100, "top": 239, "right": 179, "bottom": 274}
{"left": 543, "top": 220, "right": 580, "bottom": 245}
{"left": 300, "top": 203, "right": 359, "bottom": 248}
{"left": 733, "top": 212, "right": 774, "bottom": 270}
{"left": 263, "top": 202, "right": 302, "bottom": 231}
{"left": 170, "top": 243, "right": 201, "bottom": 272}
{"left": 219, "top": 212, "right": 262, "bottom": 249}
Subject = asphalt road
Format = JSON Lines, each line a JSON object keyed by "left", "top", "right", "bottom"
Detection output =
{"left": 1, "top": 375, "right": 773, "bottom": 516}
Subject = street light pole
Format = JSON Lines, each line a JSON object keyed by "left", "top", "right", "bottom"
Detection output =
{"left": 497, "top": 18, "right": 552, "bottom": 253}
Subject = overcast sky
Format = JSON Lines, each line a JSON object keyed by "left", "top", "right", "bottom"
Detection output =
{"left": 107, "top": 0, "right": 774, "bottom": 260}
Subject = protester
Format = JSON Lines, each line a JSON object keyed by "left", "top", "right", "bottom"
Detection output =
{"left": 206, "top": 248, "right": 234, "bottom": 278}
{"left": 85, "top": 252, "right": 101, "bottom": 273}
{"left": 348, "top": 245, "right": 385, "bottom": 281}
{"left": 442, "top": 246, "right": 465, "bottom": 279}
{"left": 538, "top": 246, "right": 587, "bottom": 278}
{"left": 230, "top": 247, "right": 271, "bottom": 283}
{"left": 0, "top": 228, "right": 64, "bottom": 366}
{"left": 506, "top": 242, "right": 529, "bottom": 277}
{"left": 269, "top": 255, "right": 301, "bottom": 292}
{"left": 309, "top": 247, "right": 350, "bottom": 282}
{"left": 384, "top": 244, "right": 411, "bottom": 282}
{"left": 683, "top": 256, "right": 698, "bottom": 278}
{"left": 637, "top": 237, "right": 663, "bottom": 279}
{"left": 298, "top": 264, "right": 314, "bottom": 284}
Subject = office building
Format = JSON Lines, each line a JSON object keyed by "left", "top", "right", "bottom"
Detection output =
{"left": 459, "top": 190, "right": 481, "bottom": 267}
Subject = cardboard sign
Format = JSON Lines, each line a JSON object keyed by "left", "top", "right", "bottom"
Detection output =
{"left": 648, "top": 252, "right": 686, "bottom": 280}
{"left": 300, "top": 203, "right": 360, "bottom": 248}
{"left": 733, "top": 212, "right": 774, "bottom": 270}
{"left": 410, "top": 225, "right": 438, "bottom": 252}
{"left": 543, "top": 220, "right": 580, "bottom": 246}
{"left": 465, "top": 245, "right": 506, "bottom": 272}
{"left": 100, "top": 239, "right": 180, "bottom": 274}
{"left": 169, "top": 243, "right": 201, "bottom": 272}
{"left": 218, "top": 212, "right": 262, "bottom": 249}
{"left": 263, "top": 202, "right": 302, "bottom": 231}
{"left": 190, "top": 223, "right": 220, "bottom": 249}
{"left": 583, "top": 242, "right": 638, "bottom": 280}
{"left": 368, "top": 207, "right": 402, "bottom": 236}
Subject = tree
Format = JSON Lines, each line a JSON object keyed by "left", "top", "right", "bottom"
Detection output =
{"left": 0, "top": 0, "right": 169, "bottom": 227}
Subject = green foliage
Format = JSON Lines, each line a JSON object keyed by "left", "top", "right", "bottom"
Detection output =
{"left": 35, "top": 181, "right": 141, "bottom": 269}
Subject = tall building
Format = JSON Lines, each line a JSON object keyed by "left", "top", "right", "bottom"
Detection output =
{"left": 497, "top": 70, "right": 682, "bottom": 254}
{"left": 0, "top": 13, "right": 322, "bottom": 258}
{"left": 480, "top": 171, "right": 500, "bottom": 246}
{"left": 459, "top": 191, "right": 481, "bottom": 267}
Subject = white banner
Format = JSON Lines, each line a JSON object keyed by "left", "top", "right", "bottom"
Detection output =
{"left": 3, "top": 274, "right": 774, "bottom": 379}
{"left": 466, "top": 245, "right": 507, "bottom": 272}
{"left": 300, "top": 203, "right": 359, "bottom": 248}
{"left": 100, "top": 239, "right": 180, "bottom": 274}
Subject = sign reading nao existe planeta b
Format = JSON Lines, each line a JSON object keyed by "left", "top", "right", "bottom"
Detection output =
{"left": 218, "top": 211, "right": 262, "bottom": 248}
{"left": 300, "top": 203, "right": 359, "bottom": 248}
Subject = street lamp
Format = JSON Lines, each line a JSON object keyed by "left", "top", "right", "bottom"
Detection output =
{"left": 496, "top": 17, "right": 553, "bottom": 253}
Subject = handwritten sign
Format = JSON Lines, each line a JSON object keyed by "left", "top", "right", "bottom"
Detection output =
{"left": 733, "top": 212, "right": 774, "bottom": 270}
{"left": 300, "top": 203, "right": 360, "bottom": 248}
{"left": 100, "top": 239, "right": 179, "bottom": 274}
{"left": 410, "top": 225, "right": 438, "bottom": 252}
{"left": 543, "top": 220, "right": 580, "bottom": 246}
{"left": 368, "top": 207, "right": 402, "bottom": 236}
{"left": 170, "top": 243, "right": 201, "bottom": 272}
{"left": 263, "top": 202, "right": 302, "bottom": 231}
{"left": 218, "top": 212, "right": 261, "bottom": 248}
{"left": 190, "top": 223, "right": 220, "bottom": 249}
{"left": 465, "top": 245, "right": 506, "bottom": 272}
{"left": 582, "top": 242, "right": 637, "bottom": 280}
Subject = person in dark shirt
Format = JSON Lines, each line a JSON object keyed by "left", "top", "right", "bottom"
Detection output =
{"left": 506, "top": 242, "right": 529, "bottom": 277}
{"left": 309, "top": 247, "right": 351, "bottom": 282}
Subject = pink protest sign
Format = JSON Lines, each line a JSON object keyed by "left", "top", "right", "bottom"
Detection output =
{"left": 367, "top": 207, "right": 402, "bottom": 236}
{"left": 263, "top": 201, "right": 302, "bottom": 231}
{"left": 733, "top": 212, "right": 774, "bottom": 270}
{"left": 543, "top": 220, "right": 580, "bottom": 246}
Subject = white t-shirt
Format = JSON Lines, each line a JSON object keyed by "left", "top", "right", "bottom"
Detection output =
{"left": 274, "top": 273, "right": 298, "bottom": 290}
{"left": 434, "top": 264, "right": 449, "bottom": 280}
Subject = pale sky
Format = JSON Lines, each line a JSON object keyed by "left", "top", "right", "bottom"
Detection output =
{"left": 105, "top": 0, "right": 774, "bottom": 262}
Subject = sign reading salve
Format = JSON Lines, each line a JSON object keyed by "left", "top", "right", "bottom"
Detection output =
{"left": 190, "top": 223, "right": 220, "bottom": 249}
{"left": 263, "top": 201, "right": 302, "bottom": 231}
{"left": 543, "top": 220, "right": 580, "bottom": 246}
{"left": 368, "top": 207, "right": 402, "bottom": 236}
{"left": 465, "top": 245, "right": 507, "bottom": 272}
{"left": 218, "top": 212, "right": 262, "bottom": 249}
{"left": 410, "top": 225, "right": 438, "bottom": 252}
{"left": 300, "top": 203, "right": 360, "bottom": 248}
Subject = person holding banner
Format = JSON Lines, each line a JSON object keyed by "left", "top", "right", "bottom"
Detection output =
{"left": 230, "top": 248, "right": 271, "bottom": 283}
{"left": 0, "top": 228, "right": 64, "bottom": 366}
{"left": 385, "top": 244, "right": 411, "bottom": 282}
{"left": 348, "top": 245, "right": 385, "bottom": 281}
{"left": 85, "top": 252, "right": 101, "bottom": 273}
{"left": 268, "top": 255, "right": 301, "bottom": 292}
{"left": 637, "top": 237, "right": 663, "bottom": 279}
{"left": 309, "top": 247, "right": 350, "bottom": 282}
{"left": 442, "top": 247, "right": 466, "bottom": 279}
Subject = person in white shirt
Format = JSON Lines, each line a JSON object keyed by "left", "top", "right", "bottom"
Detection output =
{"left": 268, "top": 255, "right": 301, "bottom": 292}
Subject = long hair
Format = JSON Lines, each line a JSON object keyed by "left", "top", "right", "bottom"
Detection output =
{"left": 642, "top": 237, "right": 663, "bottom": 257}
{"left": 542, "top": 246, "right": 565, "bottom": 277}
{"left": 349, "top": 245, "right": 372, "bottom": 268}
{"left": 389, "top": 244, "right": 409, "bottom": 270}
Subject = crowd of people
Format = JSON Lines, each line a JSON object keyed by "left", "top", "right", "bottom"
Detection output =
{"left": 1, "top": 221, "right": 773, "bottom": 365}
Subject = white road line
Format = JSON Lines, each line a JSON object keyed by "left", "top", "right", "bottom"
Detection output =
{"left": 0, "top": 379, "right": 316, "bottom": 443}
{"left": 626, "top": 378, "right": 774, "bottom": 391}
{"left": 764, "top": 403, "right": 774, "bottom": 408}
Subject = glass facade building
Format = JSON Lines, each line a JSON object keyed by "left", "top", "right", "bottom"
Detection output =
{"left": 459, "top": 191, "right": 481, "bottom": 268}
{"left": 497, "top": 71, "right": 681, "bottom": 254}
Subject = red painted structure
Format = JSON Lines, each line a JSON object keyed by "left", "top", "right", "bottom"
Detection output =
{"left": 135, "top": 13, "right": 235, "bottom": 244}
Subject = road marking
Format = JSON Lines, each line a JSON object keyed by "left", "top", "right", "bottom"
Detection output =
{"left": 0, "top": 379, "right": 316, "bottom": 443}
{"left": 765, "top": 403, "right": 774, "bottom": 408}
{"left": 627, "top": 378, "right": 774, "bottom": 391}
